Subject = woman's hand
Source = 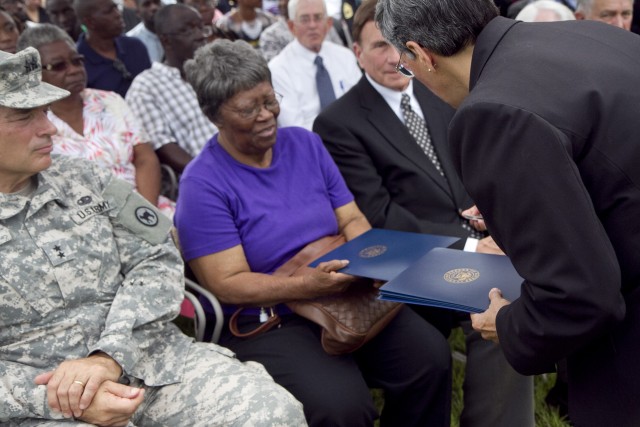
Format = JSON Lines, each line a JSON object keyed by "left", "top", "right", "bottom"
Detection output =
{"left": 305, "top": 259, "right": 357, "bottom": 296}
{"left": 34, "top": 352, "right": 122, "bottom": 419}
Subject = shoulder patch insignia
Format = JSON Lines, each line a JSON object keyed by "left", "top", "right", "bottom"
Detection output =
{"left": 118, "top": 191, "right": 171, "bottom": 245}
{"left": 135, "top": 206, "right": 159, "bottom": 227}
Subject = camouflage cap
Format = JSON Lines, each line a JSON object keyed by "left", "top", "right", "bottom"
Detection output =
{"left": 0, "top": 47, "right": 70, "bottom": 108}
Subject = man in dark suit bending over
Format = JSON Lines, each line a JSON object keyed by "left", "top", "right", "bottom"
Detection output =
{"left": 313, "top": 1, "right": 533, "bottom": 426}
{"left": 375, "top": 0, "right": 640, "bottom": 425}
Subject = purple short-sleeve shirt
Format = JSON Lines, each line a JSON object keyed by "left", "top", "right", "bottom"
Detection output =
{"left": 175, "top": 127, "right": 354, "bottom": 274}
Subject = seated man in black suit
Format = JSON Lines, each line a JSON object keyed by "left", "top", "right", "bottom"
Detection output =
{"left": 313, "top": 1, "right": 534, "bottom": 426}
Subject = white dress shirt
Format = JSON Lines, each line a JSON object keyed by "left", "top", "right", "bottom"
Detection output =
{"left": 269, "top": 39, "right": 361, "bottom": 130}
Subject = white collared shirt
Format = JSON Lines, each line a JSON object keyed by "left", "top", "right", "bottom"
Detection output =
{"left": 269, "top": 39, "right": 361, "bottom": 130}
{"left": 365, "top": 74, "right": 425, "bottom": 122}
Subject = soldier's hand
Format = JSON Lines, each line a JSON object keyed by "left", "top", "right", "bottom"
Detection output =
{"left": 78, "top": 380, "right": 145, "bottom": 427}
{"left": 35, "top": 352, "right": 122, "bottom": 419}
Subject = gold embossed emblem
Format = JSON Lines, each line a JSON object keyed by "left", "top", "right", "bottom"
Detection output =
{"left": 343, "top": 3, "right": 354, "bottom": 20}
{"left": 359, "top": 245, "right": 387, "bottom": 258}
{"left": 443, "top": 268, "right": 480, "bottom": 284}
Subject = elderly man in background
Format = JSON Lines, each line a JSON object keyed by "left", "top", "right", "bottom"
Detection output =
{"left": 516, "top": 0, "right": 577, "bottom": 20}
{"left": 268, "top": 0, "right": 360, "bottom": 130}
{"left": 375, "top": 0, "right": 640, "bottom": 426}
{"left": 574, "top": 0, "right": 634, "bottom": 29}
{"left": 259, "top": 0, "right": 344, "bottom": 61}
{"left": 0, "top": 46, "right": 306, "bottom": 426}
{"left": 126, "top": 4, "right": 217, "bottom": 174}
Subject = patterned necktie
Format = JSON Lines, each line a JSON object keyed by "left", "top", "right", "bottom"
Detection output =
{"left": 401, "top": 94, "right": 484, "bottom": 238}
{"left": 315, "top": 55, "right": 336, "bottom": 110}
{"left": 400, "top": 93, "right": 444, "bottom": 176}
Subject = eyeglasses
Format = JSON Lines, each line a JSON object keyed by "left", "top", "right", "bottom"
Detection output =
{"left": 43, "top": 55, "right": 85, "bottom": 73}
{"left": 226, "top": 92, "right": 283, "bottom": 120}
{"left": 395, "top": 52, "right": 414, "bottom": 78}
{"left": 112, "top": 58, "right": 132, "bottom": 80}
{"left": 296, "top": 13, "right": 326, "bottom": 26}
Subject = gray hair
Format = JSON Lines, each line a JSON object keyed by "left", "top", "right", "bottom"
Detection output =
{"left": 576, "top": 0, "right": 634, "bottom": 15}
{"left": 575, "top": 0, "right": 595, "bottom": 14}
{"left": 375, "top": 0, "right": 499, "bottom": 57}
{"left": 184, "top": 39, "right": 271, "bottom": 122}
{"left": 516, "top": 0, "right": 576, "bottom": 22}
{"left": 288, "top": 0, "right": 327, "bottom": 20}
{"left": 16, "top": 23, "right": 75, "bottom": 52}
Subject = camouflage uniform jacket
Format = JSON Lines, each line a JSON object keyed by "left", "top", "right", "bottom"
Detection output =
{"left": 0, "top": 156, "right": 192, "bottom": 421}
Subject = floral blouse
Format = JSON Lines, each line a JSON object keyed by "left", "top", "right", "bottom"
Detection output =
{"left": 48, "top": 88, "right": 174, "bottom": 216}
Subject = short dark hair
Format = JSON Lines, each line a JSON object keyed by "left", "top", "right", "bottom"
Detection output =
{"left": 352, "top": 0, "right": 376, "bottom": 44}
{"left": 154, "top": 3, "right": 193, "bottom": 36}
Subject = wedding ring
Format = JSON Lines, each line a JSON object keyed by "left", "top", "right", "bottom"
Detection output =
{"left": 73, "top": 380, "right": 85, "bottom": 387}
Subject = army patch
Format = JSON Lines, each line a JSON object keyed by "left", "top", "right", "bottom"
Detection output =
{"left": 118, "top": 191, "right": 171, "bottom": 245}
{"left": 135, "top": 207, "right": 159, "bottom": 227}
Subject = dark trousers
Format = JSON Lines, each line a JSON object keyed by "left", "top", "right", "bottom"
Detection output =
{"left": 219, "top": 306, "right": 452, "bottom": 427}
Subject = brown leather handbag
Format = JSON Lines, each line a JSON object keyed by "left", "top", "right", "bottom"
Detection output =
{"left": 230, "top": 235, "right": 403, "bottom": 355}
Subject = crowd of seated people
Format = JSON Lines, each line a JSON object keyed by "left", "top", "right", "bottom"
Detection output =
{"left": 1, "top": 0, "right": 638, "bottom": 425}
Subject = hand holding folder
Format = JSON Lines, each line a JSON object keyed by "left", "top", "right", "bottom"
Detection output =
{"left": 307, "top": 229, "right": 523, "bottom": 314}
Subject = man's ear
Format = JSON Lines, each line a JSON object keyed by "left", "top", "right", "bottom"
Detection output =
{"left": 406, "top": 40, "right": 437, "bottom": 71}
{"left": 352, "top": 41, "right": 362, "bottom": 64}
{"left": 574, "top": 11, "right": 585, "bottom": 20}
{"left": 159, "top": 33, "right": 170, "bottom": 49}
{"left": 325, "top": 16, "right": 333, "bottom": 32}
{"left": 287, "top": 18, "right": 295, "bottom": 34}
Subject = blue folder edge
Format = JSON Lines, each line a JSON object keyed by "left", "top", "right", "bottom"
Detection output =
{"left": 308, "top": 229, "right": 460, "bottom": 281}
{"left": 378, "top": 247, "right": 523, "bottom": 313}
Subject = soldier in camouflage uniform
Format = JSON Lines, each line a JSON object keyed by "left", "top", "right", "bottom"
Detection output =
{"left": 0, "top": 47, "right": 307, "bottom": 426}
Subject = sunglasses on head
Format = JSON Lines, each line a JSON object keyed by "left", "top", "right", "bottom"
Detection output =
{"left": 43, "top": 55, "right": 85, "bottom": 73}
{"left": 112, "top": 58, "right": 133, "bottom": 80}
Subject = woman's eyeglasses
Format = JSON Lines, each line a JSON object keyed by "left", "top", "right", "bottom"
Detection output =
{"left": 43, "top": 55, "right": 85, "bottom": 73}
{"left": 395, "top": 52, "right": 414, "bottom": 78}
{"left": 228, "top": 92, "right": 283, "bottom": 121}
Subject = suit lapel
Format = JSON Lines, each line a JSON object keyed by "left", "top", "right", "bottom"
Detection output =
{"left": 357, "top": 78, "right": 453, "bottom": 199}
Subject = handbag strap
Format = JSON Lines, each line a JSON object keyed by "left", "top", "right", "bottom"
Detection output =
{"left": 273, "top": 235, "right": 346, "bottom": 277}
{"left": 229, "top": 306, "right": 281, "bottom": 338}
{"left": 229, "top": 235, "right": 346, "bottom": 339}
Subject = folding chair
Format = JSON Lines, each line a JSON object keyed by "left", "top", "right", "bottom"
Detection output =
{"left": 182, "top": 278, "right": 224, "bottom": 343}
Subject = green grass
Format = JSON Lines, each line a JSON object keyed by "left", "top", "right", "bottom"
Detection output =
{"left": 448, "top": 327, "right": 571, "bottom": 427}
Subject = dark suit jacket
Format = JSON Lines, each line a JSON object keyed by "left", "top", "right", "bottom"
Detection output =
{"left": 450, "top": 17, "right": 640, "bottom": 427}
{"left": 313, "top": 76, "right": 474, "bottom": 239}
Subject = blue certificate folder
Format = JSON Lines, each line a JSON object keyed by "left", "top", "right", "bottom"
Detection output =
{"left": 308, "top": 229, "right": 459, "bottom": 281}
{"left": 379, "top": 248, "right": 523, "bottom": 313}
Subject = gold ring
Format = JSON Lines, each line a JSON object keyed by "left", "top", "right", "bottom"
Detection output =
{"left": 73, "top": 380, "right": 85, "bottom": 387}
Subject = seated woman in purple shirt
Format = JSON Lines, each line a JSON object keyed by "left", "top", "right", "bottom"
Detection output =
{"left": 174, "top": 39, "right": 451, "bottom": 427}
